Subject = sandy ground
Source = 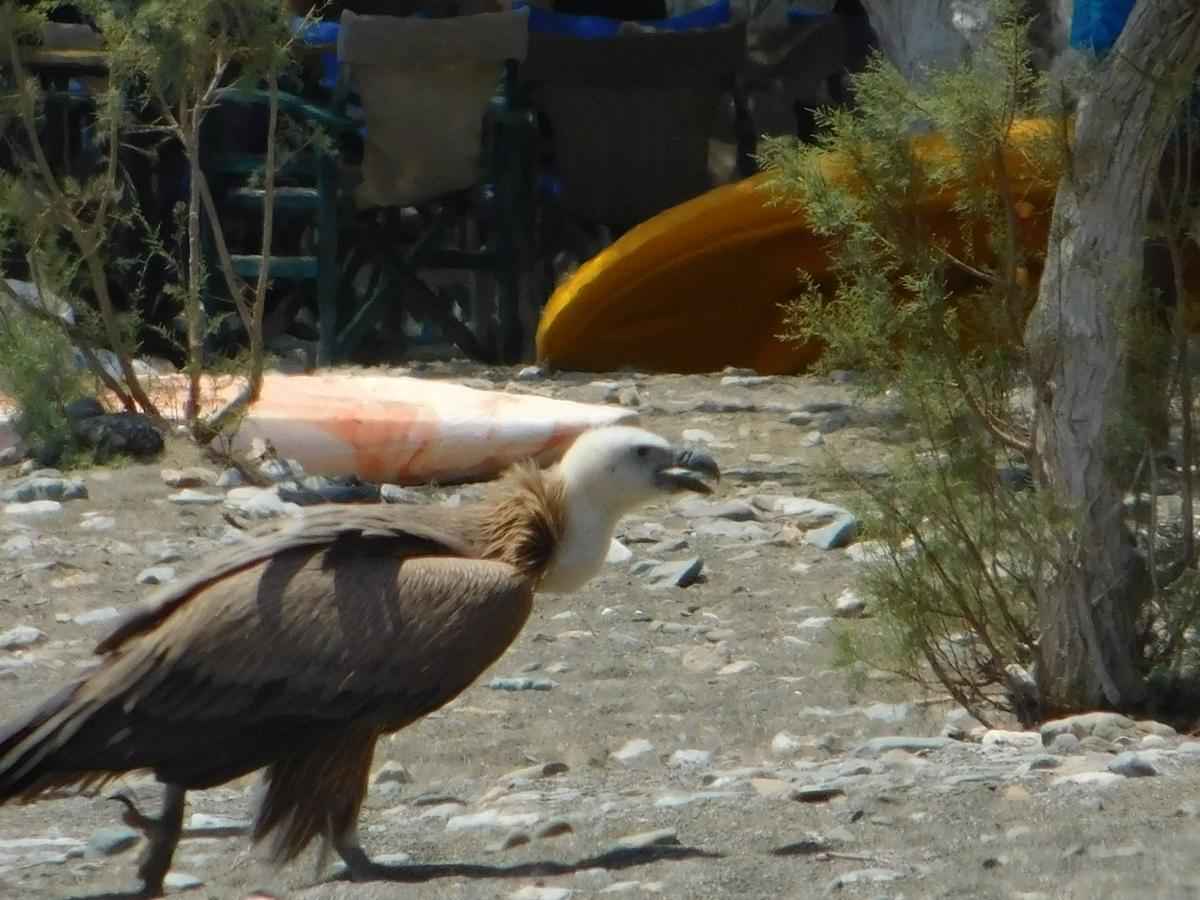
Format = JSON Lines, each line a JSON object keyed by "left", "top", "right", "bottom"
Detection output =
{"left": 2, "top": 366, "right": 1200, "bottom": 900}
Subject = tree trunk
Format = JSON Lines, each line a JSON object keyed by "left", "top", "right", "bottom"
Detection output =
{"left": 1024, "top": 0, "right": 1200, "bottom": 714}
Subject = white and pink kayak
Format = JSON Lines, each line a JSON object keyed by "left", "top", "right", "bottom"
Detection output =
{"left": 1, "top": 371, "right": 637, "bottom": 485}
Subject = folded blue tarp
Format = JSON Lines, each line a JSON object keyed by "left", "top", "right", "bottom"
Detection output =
{"left": 518, "top": 0, "right": 731, "bottom": 37}
{"left": 1069, "top": 0, "right": 1135, "bottom": 52}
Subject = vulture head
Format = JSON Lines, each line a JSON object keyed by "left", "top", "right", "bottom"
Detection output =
{"left": 542, "top": 426, "right": 720, "bottom": 593}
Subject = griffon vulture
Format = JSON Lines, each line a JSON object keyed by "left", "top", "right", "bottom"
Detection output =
{"left": 0, "top": 426, "right": 718, "bottom": 896}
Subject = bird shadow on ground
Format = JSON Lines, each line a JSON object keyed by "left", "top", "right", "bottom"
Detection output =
{"left": 327, "top": 842, "right": 724, "bottom": 883}
{"left": 62, "top": 844, "right": 723, "bottom": 898}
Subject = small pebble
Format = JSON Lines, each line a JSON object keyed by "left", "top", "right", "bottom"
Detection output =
{"left": 87, "top": 826, "right": 140, "bottom": 856}
{"left": 1108, "top": 751, "right": 1158, "bottom": 778}
{"left": 168, "top": 489, "right": 220, "bottom": 506}
{"left": 611, "top": 738, "right": 654, "bottom": 762}
{"left": 833, "top": 589, "right": 866, "bottom": 618}
{"left": 488, "top": 677, "right": 556, "bottom": 692}
{"left": 136, "top": 566, "right": 177, "bottom": 585}
{"left": 0, "top": 625, "right": 45, "bottom": 650}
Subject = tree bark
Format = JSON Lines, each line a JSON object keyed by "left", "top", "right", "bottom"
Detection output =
{"left": 1024, "top": 0, "right": 1200, "bottom": 713}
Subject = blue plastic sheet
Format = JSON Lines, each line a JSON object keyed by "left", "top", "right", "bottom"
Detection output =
{"left": 1069, "top": 0, "right": 1135, "bottom": 52}
{"left": 518, "top": 0, "right": 731, "bottom": 37}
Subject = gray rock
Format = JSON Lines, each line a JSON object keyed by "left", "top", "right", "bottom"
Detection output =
{"left": 791, "top": 784, "right": 846, "bottom": 803}
{"left": 80, "top": 515, "right": 116, "bottom": 533}
{"left": 833, "top": 589, "right": 866, "bottom": 618}
{"left": 693, "top": 397, "right": 757, "bottom": 413}
{"left": 786, "top": 411, "right": 814, "bottom": 426}
{"left": 827, "top": 868, "right": 904, "bottom": 891}
{"left": 381, "top": 484, "right": 424, "bottom": 504}
{"left": 1027, "top": 754, "right": 1061, "bottom": 771}
{"left": 488, "top": 829, "right": 531, "bottom": 852}
{"left": 667, "top": 749, "right": 712, "bottom": 770}
{"left": 853, "top": 736, "right": 951, "bottom": 757}
{"left": 1, "top": 534, "right": 36, "bottom": 556}
{"left": 87, "top": 826, "right": 140, "bottom": 856}
{"left": 817, "top": 410, "right": 854, "bottom": 433}
{"left": 694, "top": 521, "right": 776, "bottom": 541}
{"left": 771, "top": 496, "right": 850, "bottom": 524}
{"left": 645, "top": 557, "right": 704, "bottom": 588}
{"left": 0, "top": 446, "right": 22, "bottom": 467}
{"left": 535, "top": 817, "right": 574, "bottom": 839}
{"left": 1, "top": 475, "right": 87, "bottom": 503}
{"left": 1052, "top": 771, "right": 1125, "bottom": 789}
{"left": 74, "top": 606, "right": 121, "bottom": 626}
{"left": 676, "top": 498, "right": 758, "bottom": 521}
{"left": 800, "top": 430, "right": 825, "bottom": 447}
{"left": 0, "top": 624, "right": 45, "bottom": 650}
{"left": 1041, "top": 711, "right": 1135, "bottom": 741}
{"left": 613, "top": 828, "right": 679, "bottom": 850}
{"left": 1108, "top": 751, "right": 1159, "bottom": 778}
{"left": 630, "top": 559, "right": 661, "bottom": 576}
{"left": 168, "top": 489, "right": 220, "bottom": 506}
{"left": 1049, "top": 733, "right": 1081, "bottom": 754}
{"left": 611, "top": 738, "right": 654, "bottom": 762}
{"left": 624, "top": 522, "right": 666, "bottom": 542}
{"left": 136, "top": 566, "right": 177, "bottom": 585}
{"left": 5, "top": 499, "right": 63, "bottom": 516}
{"left": 225, "top": 487, "right": 303, "bottom": 519}
{"left": 808, "top": 516, "right": 858, "bottom": 550}
{"left": 185, "top": 814, "right": 251, "bottom": 837}
{"left": 513, "top": 364, "right": 547, "bottom": 382}
{"left": 162, "top": 872, "right": 203, "bottom": 890}
{"left": 160, "top": 468, "right": 215, "bottom": 489}
{"left": 720, "top": 374, "right": 774, "bottom": 387}
{"left": 258, "top": 458, "right": 304, "bottom": 483}
{"left": 646, "top": 537, "right": 689, "bottom": 555}
{"left": 803, "top": 400, "right": 848, "bottom": 414}
{"left": 487, "top": 677, "right": 556, "bottom": 691}
{"left": 605, "top": 539, "right": 633, "bottom": 564}
{"left": 216, "top": 468, "right": 244, "bottom": 488}
{"left": 617, "top": 386, "right": 641, "bottom": 407}
{"left": 373, "top": 763, "right": 412, "bottom": 786}
{"left": 501, "top": 761, "right": 569, "bottom": 785}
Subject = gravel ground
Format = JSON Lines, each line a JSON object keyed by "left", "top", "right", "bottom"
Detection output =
{"left": 2, "top": 364, "right": 1200, "bottom": 900}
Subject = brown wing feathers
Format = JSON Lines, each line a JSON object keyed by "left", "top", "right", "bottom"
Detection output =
{"left": 0, "top": 470, "right": 557, "bottom": 865}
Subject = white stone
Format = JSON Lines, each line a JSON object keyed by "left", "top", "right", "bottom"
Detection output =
{"left": 611, "top": 738, "right": 655, "bottom": 762}
{"left": 605, "top": 539, "right": 633, "bottom": 564}
{"left": 667, "top": 749, "right": 712, "bottom": 770}
{"left": 510, "top": 887, "right": 571, "bottom": 900}
{"left": 5, "top": 500, "right": 62, "bottom": 516}
{"left": 981, "top": 730, "right": 1042, "bottom": 750}
{"left": 0, "top": 625, "right": 45, "bottom": 650}
{"left": 446, "top": 810, "right": 539, "bottom": 831}
{"left": 1051, "top": 772, "right": 1126, "bottom": 789}
{"left": 74, "top": 607, "right": 121, "bottom": 626}
{"left": 771, "top": 732, "right": 803, "bottom": 759}
{"left": 718, "top": 660, "right": 759, "bottom": 676}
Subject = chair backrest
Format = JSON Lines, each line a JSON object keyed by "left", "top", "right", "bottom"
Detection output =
{"left": 338, "top": 8, "right": 529, "bottom": 208}
{"left": 523, "top": 21, "right": 746, "bottom": 230}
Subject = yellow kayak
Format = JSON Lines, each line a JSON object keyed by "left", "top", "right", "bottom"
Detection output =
{"left": 537, "top": 121, "right": 1062, "bottom": 375}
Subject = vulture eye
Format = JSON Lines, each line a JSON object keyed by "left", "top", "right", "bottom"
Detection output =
{"left": 636, "top": 446, "right": 649, "bottom": 458}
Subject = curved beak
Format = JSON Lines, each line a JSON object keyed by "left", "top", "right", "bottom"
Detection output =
{"left": 655, "top": 447, "right": 721, "bottom": 495}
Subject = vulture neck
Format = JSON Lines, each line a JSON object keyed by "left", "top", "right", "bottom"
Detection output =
{"left": 474, "top": 461, "right": 627, "bottom": 595}
{"left": 537, "top": 467, "right": 627, "bottom": 594}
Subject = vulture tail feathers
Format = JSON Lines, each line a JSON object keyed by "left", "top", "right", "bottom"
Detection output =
{"left": 253, "top": 727, "right": 378, "bottom": 865}
{"left": 0, "top": 681, "right": 99, "bottom": 802}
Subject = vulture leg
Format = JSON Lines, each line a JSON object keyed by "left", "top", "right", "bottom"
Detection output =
{"left": 333, "top": 826, "right": 386, "bottom": 881}
{"left": 114, "top": 783, "right": 186, "bottom": 897}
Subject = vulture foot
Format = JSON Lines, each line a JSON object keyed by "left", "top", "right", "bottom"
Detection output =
{"left": 334, "top": 836, "right": 388, "bottom": 882}
{"left": 110, "top": 784, "right": 187, "bottom": 897}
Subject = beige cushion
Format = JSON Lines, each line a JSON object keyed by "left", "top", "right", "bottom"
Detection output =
{"left": 339, "top": 9, "right": 529, "bottom": 208}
